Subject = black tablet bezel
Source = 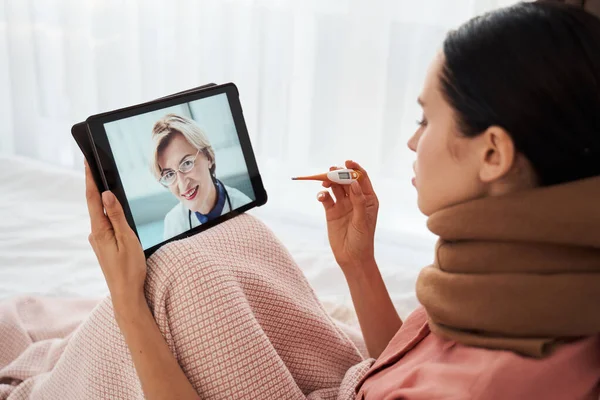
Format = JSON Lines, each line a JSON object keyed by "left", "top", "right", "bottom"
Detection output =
{"left": 85, "top": 82, "right": 268, "bottom": 257}
{"left": 71, "top": 122, "right": 107, "bottom": 192}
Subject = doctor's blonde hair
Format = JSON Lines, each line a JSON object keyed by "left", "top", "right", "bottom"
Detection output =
{"left": 150, "top": 113, "right": 216, "bottom": 180}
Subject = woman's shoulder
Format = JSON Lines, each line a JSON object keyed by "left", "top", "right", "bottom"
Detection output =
{"left": 223, "top": 184, "right": 253, "bottom": 204}
{"left": 164, "top": 201, "right": 187, "bottom": 220}
{"left": 358, "top": 308, "right": 600, "bottom": 400}
{"left": 468, "top": 334, "right": 600, "bottom": 399}
{"left": 163, "top": 202, "right": 188, "bottom": 239}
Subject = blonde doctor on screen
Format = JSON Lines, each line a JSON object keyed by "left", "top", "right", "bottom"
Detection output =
{"left": 150, "top": 114, "right": 252, "bottom": 240}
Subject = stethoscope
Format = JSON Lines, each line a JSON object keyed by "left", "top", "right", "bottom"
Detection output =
{"left": 188, "top": 179, "right": 232, "bottom": 230}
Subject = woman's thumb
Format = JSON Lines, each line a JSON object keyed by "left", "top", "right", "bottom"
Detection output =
{"left": 102, "top": 191, "right": 129, "bottom": 233}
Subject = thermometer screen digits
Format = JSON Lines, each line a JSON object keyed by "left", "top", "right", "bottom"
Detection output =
{"left": 338, "top": 172, "right": 350, "bottom": 179}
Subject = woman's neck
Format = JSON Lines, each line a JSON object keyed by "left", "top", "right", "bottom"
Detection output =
{"left": 197, "top": 182, "right": 218, "bottom": 214}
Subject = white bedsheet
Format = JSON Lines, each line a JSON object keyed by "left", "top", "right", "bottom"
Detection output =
{"left": 0, "top": 155, "right": 435, "bottom": 319}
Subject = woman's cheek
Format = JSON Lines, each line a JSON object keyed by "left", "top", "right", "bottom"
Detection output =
{"left": 169, "top": 186, "right": 179, "bottom": 197}
{"left": 192, "top": 169, "right": 207, "bottom": 186}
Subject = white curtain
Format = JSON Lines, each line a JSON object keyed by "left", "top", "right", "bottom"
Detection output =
{"left": 0, "top": 0, "right": 519, "bottom": 242}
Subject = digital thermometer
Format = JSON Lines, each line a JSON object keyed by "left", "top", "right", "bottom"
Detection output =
{"left": 291, "top": 168, "right": 361, "bottom": 185}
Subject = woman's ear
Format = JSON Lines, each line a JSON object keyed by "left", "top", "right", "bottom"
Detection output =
{"left": 478, "top": 126, "right": 516, "bottom": 183}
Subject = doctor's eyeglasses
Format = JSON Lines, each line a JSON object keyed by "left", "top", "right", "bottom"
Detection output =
{"left": 158, "top": 149, "right": 200, "bottom": 187}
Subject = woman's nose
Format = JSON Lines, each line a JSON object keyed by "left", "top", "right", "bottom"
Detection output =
{"left": 176, "top": 171, "right": 189, "bottom": 190}
{"left": 407, "top": 130, "right": 420, "bottom": 152}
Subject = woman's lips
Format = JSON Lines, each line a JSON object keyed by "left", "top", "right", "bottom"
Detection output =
{"left": 181, "top": 186, "right": 199, "bottom": 201}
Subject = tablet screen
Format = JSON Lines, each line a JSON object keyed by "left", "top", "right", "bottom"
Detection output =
{"left": 102, "top": 92, "right": 257, "bottom": 251}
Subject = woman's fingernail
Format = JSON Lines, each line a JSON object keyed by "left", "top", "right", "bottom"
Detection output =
{"left": 317, "top": 193, "right": 325, "bottom": 201}
{"left": 351, "top": 181, "right": 360, "bottom": 194}
{"left": 102, "top": 191, "right": 115, "bottom": 206}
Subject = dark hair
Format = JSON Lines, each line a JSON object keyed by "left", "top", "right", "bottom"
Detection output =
{"left": 441, "top": 1, "right": 600, "bottom": 186}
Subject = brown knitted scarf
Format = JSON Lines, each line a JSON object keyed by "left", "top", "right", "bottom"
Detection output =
{"left": 415, "top": 176, "right": 600, "bottom": 357}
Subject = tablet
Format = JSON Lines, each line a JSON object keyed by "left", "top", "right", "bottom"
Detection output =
{"left": 72, "top": 83, "right": 268, "bottom": 257}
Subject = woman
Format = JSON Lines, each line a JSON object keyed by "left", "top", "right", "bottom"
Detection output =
{"left": 150, "top": 113, "right": 252, "bottom": 240}
{"left": 84, "top": 1, "right": 600, "bottom": 399}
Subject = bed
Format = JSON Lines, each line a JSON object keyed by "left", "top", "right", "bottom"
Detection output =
{"left": 0, "top": 154, "right": 434, "bottom": 320}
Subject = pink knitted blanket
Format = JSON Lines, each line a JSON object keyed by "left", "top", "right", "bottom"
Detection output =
{"left": 0, "top": 214, "right": 374, "bottom": 399}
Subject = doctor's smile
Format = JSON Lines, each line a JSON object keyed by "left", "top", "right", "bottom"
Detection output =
{"left": 181, "top": 186, "right": 199, "bottom": 201}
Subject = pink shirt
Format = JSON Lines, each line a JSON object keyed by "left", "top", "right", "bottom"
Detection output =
{"left": 356, "top": 307, "right": 600, "bottom": 400}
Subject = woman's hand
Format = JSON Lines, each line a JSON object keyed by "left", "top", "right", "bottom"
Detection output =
{"left": 84, "top": 161, "right": 147, "bottom": 311}
{"left": 318, "top": 161, "right": 402, "bottom": 358}
{"left": 317, "top": 160, "right": 379, "bottom": 273}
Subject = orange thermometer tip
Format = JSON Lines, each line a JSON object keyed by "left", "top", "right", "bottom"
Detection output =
{"left": 291, "top": 174, "right": 325, "bottom": 181}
